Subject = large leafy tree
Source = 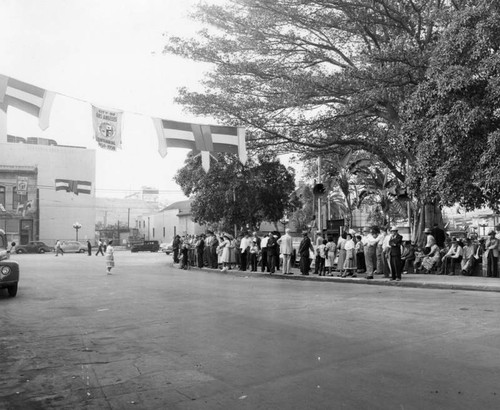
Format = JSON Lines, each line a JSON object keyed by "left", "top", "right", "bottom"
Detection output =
{"left": 174, "top": 153, "right": 299, "bottom": 232}
{"left": 164, "top": 0, "right": 467, "bottom": 176}
{"left": 164, "top": 0, "right": 500, "bottom": 241}
{"left": 402, "top": 1, "right": 500, "bottom": 211}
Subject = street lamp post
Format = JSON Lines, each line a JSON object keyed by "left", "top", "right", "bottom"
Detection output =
{"left": 73, "top": 222, "right": 82, "bottom": 241}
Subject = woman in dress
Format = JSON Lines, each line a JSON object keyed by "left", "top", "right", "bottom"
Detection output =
{"left": 342, "top": 233, "right": 357, "bottom": 277}
{"left": 218, "top": 234, "right": 231, "bottom": 272}
{"left": 325, "top": 237, "right": 336, "bottom": 276}
{"left": 421, "top": 243, "right": 441, "bottom": 274}
{"left": 105, "top": 240, "right": 115, "bottom": 275}
{"left": 336, "top": 232, "right": 347, "bottom": 277}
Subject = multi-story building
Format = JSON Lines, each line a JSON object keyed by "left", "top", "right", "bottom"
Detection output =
{"left": 0, "top": 137, "right": 96, "bottom": 244}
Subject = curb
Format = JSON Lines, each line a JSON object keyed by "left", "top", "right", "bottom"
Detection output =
{"left": 171, "top": 263, "right": 500, "bottom": 293}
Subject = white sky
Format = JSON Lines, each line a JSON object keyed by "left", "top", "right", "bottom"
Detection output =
{"left": 0, "top": 0, "right": 223, "bottom": 203}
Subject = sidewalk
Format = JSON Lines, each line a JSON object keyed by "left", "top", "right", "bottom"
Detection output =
{"left": 176, "top": 263, "right": 500, "bottom": 293}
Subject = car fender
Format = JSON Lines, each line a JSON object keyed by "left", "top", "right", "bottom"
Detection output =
{"left": 0, "top": 260, "right": 20, "bottom": 284}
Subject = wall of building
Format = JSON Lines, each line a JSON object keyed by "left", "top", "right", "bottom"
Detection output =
{"left": 137, "top": 204, "right": 205, "bottom": 245}
{"left": 0, "top": 142, "right": 96, "bottom": 244}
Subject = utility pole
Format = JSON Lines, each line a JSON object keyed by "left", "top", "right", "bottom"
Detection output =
{"left": 233, "top": 187, "right": 237, "bottom": 238}
{"left": 317, "top": 156, "right": 322, "bottom": 234}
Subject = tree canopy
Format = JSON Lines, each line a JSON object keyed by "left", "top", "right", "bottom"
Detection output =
{"left": 164, "top": 0, "right": 500, "bottom": 215}
{"left": 174, "top": 153, "right": 299, "bottom": 232}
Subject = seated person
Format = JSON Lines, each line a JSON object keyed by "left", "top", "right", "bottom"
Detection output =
{"left": 401, "top": 241, "right": 415, "bottom": 274}
{"left": 440, "top": 238, "right": 463, "bottom": 275}
{"left": 413, "top": 246, "right": 425, "bottom": 272}
{"left": 461, "top": 238, "right": 477, "bottom": 276}
{"left": 421, "top": 243, "right": 441, "bottom": 274}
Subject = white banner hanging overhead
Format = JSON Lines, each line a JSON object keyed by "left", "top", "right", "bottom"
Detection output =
{"left": 152, "top": 118, "right": 247, "bottom": 171}
{"left": 0, "top": 74, "right": 55, "bottom": 130}
{"left": 0, "top": 73, "right": 247, "bottom": 167}
{"left": 92, "top": 105, "right": 123, "bottom": 151}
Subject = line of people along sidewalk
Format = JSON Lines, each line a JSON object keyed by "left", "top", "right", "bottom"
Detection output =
{"left": 169, "top": 224, "right": 500, "bottom": 280}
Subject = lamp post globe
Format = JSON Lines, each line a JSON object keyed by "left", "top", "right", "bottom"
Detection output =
{"left": 73, "top": 222, "right": 82, "bottom": 241}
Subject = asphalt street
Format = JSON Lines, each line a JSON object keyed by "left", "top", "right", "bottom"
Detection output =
{"left": 1, "top": 252, "right": 500, "bottom": 410}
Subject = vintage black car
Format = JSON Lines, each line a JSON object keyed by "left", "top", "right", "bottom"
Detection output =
{"left": 130, "top": 240, "right": 160, "bottom": 253}
{"left": 15, "top": 241, "right": 53, "bottom": 254}
{"left": 0, "top": 229, "right": 19, "bottom": 297}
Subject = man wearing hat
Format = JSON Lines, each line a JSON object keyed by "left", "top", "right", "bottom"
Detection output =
{"left": 440, "top": 237, "right": 463, "bottom": 275}
{"left": 485, "top": 230, "right": 499, "bottom": 277}
{"left": 388, "top": 227, "right": 403, "bottom": 281}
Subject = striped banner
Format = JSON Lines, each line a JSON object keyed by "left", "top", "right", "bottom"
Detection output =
{"left": 153, "top": 118, "right": 247, "bottom": 171}
{"left": 0, "top": 74, "right": 55, "bottom": 130}
{"left": 55, "top": 179, "right": 92, "bottom": 195}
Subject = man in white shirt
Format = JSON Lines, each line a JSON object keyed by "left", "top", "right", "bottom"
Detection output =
{"left": 239, "top": 232, "right": 251, "bottom": 271}
{"left": 382, "top": 229, "right": 392, "bottom": 278}
{"left": 362, "top": 227, "right": 379, "bottom": 279}
{"left": 260, "top": 233, "right": 269, "bottom": 272}
{"left": 441, "top": 238, "right": 463, "bottom": 275}
{"left": 278, "top": 228, "right": 294, "bottom": 275}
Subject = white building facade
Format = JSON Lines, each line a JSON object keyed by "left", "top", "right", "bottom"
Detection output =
{"left": 137, "top": 200, "right": 205, "bottom": 244}
{"left": 0, "top": 140, "right": 96, "bottom": 244}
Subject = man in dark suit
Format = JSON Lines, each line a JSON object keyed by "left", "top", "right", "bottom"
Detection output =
{"left": 266, "top": 233, "right": 278, "bottom": 274}
{"left": 389, "top": 226, "right": 403, "bottom": 281}
{"left": 298, "top": 230, "right": 314, "bottom": 275}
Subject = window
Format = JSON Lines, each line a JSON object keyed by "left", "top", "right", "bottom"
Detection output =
{"left": 12, "top": 186, "right": 18, "bottom": 210}
{"left": 153, "top": 228, "right": 155, "bottom": 238}
{"left": 12, "top": 187, "right": 28, "bottom": 212}
{"left": 163, "top": 227, "right": 165, "bottom": 237}
{"left": 0, "top": 186, "right": 5, "bottom": 209}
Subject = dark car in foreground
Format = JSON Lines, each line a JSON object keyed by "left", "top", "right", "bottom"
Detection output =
{"left": 130, "top": 240, "right": 160, "bottom": 253}
{"left": 16, "top": 241, "right": 53, "bottom": 254}
{"left": 0, "top": 229, "right": 19, "bottom": 297}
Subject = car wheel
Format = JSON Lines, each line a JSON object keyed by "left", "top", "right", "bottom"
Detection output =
{"left": 39, "top": 249, "right": 45, "bottom": 254}
{"left": 16, "top": 249, "right": 24, "bottom": 254}
{"left": 8, "top": 284, "right": 18, "bottom": 297}
{"left": 79, "top": 249, "right": 86, "bottom": 253}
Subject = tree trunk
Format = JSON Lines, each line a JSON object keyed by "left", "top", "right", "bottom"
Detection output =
{"left": 414, "top": 201, "right": 444, "bottom": 245}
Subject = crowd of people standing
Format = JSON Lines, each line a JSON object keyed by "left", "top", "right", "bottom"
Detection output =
{"left": 171, "top": 230, "right": 294, "bottom": 274}
{"left": 170, "top": 223, "right": 500, "bottom": 280}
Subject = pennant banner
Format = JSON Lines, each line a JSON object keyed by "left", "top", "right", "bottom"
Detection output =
{"left": 0, "top": 74, "right": 55, "bottom": 130}
{"left": 153, "top": 118, "right": 247, "bottom": 171}
{"left": 55, "top": 179, "right": 92, "bottom": 195}
{"left": 0, "top": 74, "right": 247, "bottom": 168}
{"left": 92, "top": 105, "right": 123, "bottom": 151}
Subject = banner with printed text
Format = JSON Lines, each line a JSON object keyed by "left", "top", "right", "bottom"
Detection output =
{"left": 17, "top": 176, "right": 28, "bottom": 195}
{"left": 92, "top": 105, "right": 123, "bottom": 151}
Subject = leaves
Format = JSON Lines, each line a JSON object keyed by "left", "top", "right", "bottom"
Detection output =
{"left": 174, "top": 152, "right": 298, "bottom": 231}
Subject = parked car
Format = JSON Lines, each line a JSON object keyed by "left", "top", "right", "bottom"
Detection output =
{"left": 0, "top": 229, "right": 19, "bottom": 297}
{"left": 60, "top": 240, "right": 87, "bottom": 253}
{"left": 130, "top": 240, "right": 160, "bottom": 253}
{"left": 15, "top": 241, "right": 54, "bottom": 254}
{"left": 159, "top": 243, "right": 173, "bottom": 255}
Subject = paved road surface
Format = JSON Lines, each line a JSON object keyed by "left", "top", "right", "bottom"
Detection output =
{"left": 1, "top": 252, "right": 500, "bottom": 409}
